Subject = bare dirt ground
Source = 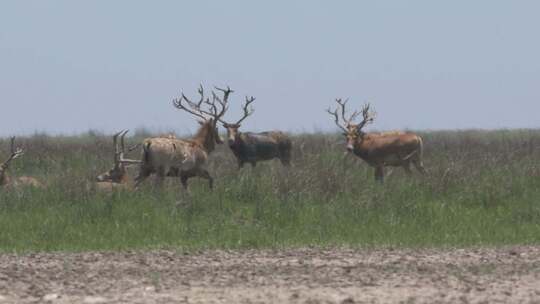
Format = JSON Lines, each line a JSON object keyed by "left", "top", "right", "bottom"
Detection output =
{"left": 1, "top": 246, "right": 540, "bottom": 303}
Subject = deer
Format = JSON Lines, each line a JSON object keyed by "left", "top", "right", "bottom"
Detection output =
{"left": 134, "top": 85, "right": 228, "bottom": 190}
{"left": 327, "top": 99, "right": 427, "bottom": 183}
{"left": 95, "top": 130, "right": 141, "bottom": 191}
{"left": 0, "top": 137, "right": 45, "bottom": 189}
{"left": 219, "top": 93, "right": 292, "bottom": 168}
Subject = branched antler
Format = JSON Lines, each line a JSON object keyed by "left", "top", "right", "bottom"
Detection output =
{"left": 111, "top": 130, "right": 141, "bottom": 166}
{"left": 173, "top": 85, "right": 229, "bottom": 123}
{"left": 1, "top": 137, "right": 24, "bottom": 169}
{"left": 327, "top": 99, "right": 375, "bottom": 132}
{"left": 119, "top": 130, "right": 142, "bottom": 165}
{"left": 172, "top": 86, "right": 209, "bottom": 121}
{"left": 234, "top": 96, "right": 256, "bottom": 125}
{"left": 326, "top": 107, "right": 347, "bottom": 132}
{"left": 356, "top": 103, "right": 375, "bottom": 131}
{"left": 218, "top": 88, "right": 256, "bottom": 126}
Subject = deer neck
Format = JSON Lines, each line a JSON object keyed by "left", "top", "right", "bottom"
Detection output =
{"left": 352, "top": 134, "right": 370, "bottom": 159}
{"left": 229, "top": 132, "right": 243, "bottom": 150}
{"left": 192, "top": 122, "right": 215, "bottom": 153}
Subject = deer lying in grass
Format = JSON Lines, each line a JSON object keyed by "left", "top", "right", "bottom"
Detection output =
{"left": 0, "top": 137, "right": 45, "bottom": 189}
{"left": 327, "top": 99, "right": 426, "bottom": 183}
{"left": 95, "top": 130, "right": 141, "bottom": 191}
{"left": 134, "top": 85, "right": 228, "bottom": 190}
{"left": 220, "top": 93, "right": 292, "bottom": 168}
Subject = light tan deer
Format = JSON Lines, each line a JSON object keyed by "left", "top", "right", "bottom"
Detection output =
{"left": 327, "top": 99, "right": 427, "bottom": 183}
{"left": 0, "top": 137, "right": 45, "bottom": 189}
{"left": 95, "top": 130, "right": 141, "bottom": 191}
{"left": 134, "top": 85, "right": 228, "bottom": 190}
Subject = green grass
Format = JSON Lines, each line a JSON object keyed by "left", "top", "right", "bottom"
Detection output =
{"left": 1, "top": 129, "right": 540, "bottom": 252}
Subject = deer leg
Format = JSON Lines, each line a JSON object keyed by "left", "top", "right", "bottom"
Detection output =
{"left": 280, "top": 156, "right": 291, "bottom": 167}
{"left": 374, "top": 166, "right": 384, "bottom": 183}
{"left": 402, "top": 162, "right": 413, "bottom": 175}
{"left": 250, "top": 161, "right": 257, "bottom": 168}
{"left": 238, "top": 160, "right": 245, "bottom": 169}
{"left": 155, "top": 166, "right": 166, "bottom": 187}
{"left": 196, "top": 168, "right": 214, "bottom": 189}
{"left": 179, "top": 168, "right": 199, "bottom": 191}
{"left": 413, "top": 160, "right": 428, "bottom": 175}
{"left": 180, "top": 173, "right": 189, "bottom": 190}
{"left": 279, "top": 149, "right": 292, "bottom": 167}
{"left": 134, "top": 168, "right": 152, "bottom": 189}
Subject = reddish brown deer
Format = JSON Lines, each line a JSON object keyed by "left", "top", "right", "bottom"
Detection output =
{"left": 134, "top": 85, "right": 228, "bottom": 190}
{"left": 95, "top": 130, "right": 141, "bottom": 191}
{"left": 0, "top": 137, "right": 45, "bottom": 189}
{"left": 327, "top": 99, "right": 426, "bottom": 182}
{"left": 219, "top": 94, "right": 292, "bottom": 168}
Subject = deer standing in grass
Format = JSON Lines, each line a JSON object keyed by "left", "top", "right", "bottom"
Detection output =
{"left": 0, "top": 137, "right": 44, "bottom": 189}
{"left": 220, "top": 93, "right": 292, "bottom": 168}
{"left": 327, "top": 99, "right": 426, "bottom": 183}
{"left": 134, "top": 85, "right": 228, "bottom": 190}
{"left": 95, "top": 130, "right": 141, "bottom": 191}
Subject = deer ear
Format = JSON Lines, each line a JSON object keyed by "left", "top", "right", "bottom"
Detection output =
{"left": 197, "top": 120, "right": 204, "bottom": 125}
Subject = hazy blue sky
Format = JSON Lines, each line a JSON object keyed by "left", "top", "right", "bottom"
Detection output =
{"left": 1, "top": 1, "right": 539, "bottom": 136}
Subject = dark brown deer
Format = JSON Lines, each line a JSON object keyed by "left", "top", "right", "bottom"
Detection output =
{"left": 134, "top": 85, "right": 228, "bottom": 190}
{"left": 95, "top": 130, "right": 141, "bottom": 191}
{"left": 219, "top": 93, "right": 292, "bottom": 168}
{"left": 0, "top": 137, "right": 45, "bottom": 189}
{"left": 327, "top": 99, "right": 426, "bottom": 183}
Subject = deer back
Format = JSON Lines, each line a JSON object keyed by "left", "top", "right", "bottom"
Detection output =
{"left": 354, "top": 132, "right": 423, "bottom": 164}
{"left": 231, "top": 131, "right": 290, "bottom": 160}
{"left": 141, "top": 137, "right": 208, "bottom": 173}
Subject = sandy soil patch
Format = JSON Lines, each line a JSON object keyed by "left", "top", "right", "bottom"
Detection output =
{"left": 1, "top": 246, "right": 540, "bottom": 303}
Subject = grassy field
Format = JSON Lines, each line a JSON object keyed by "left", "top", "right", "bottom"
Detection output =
{"left": 1, "top": 129, "right": 540, "bottom": 252}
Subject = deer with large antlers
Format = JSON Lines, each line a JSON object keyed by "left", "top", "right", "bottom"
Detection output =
{"left": 327, "top": 99, "right": 426, "bottom": 183}
{"left": 95, "top": 130, "right": 141, "bottom": 191}
{"left": 220, "top": 93, "right": 292, "bottom": 168}
{"left": 134, "top": 85, "right": 227, "bottom": 190}
{"left": 0, "top": 137, "right": 45, "bottom": 189}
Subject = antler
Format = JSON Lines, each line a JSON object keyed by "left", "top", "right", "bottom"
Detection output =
{"left": 235, "top": 96, "right": 256, "bottom": 125}
{"left": 2, "top": 137, "right": 24, "bottom": 168}
{"left": 327, "top": 98, "right": 359, "bottom": 132}
{"left": 112, "top": 130, "right": 141, "bottom": 166}
{"left": 118, "top": 130, "right": 142, "bottom": 165}
{"left": 214, "top": 86, "right": 256, "bottom": 126}
{"left": 172, "top": 84, "right": 210, "bottom": 120}
{"left": 327, "top": 99, "right": 375, "bottom": 132}
{"left": 326, "top": 107, "right": 347, "bottom": 132}
{"left": 112, "top": 130, "right": 123, "bottom": 164}
{"left": 356, "top": 103, "right": 375, "bottom": 131}
{"left": 221, "top": 95, "right": 255, "bottom": 125}
{"left": 209, "top": 86, "right": 231, "bottom": 122}
{"left": 172, "top": 85, "right": 229, "bottom": 123}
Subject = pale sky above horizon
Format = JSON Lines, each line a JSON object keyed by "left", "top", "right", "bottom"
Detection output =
{"left": 1, "top": 1, "right": 539, "bottom": 136}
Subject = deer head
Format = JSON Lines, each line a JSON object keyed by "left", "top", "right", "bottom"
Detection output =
{"left": 327, "top": 99, "right": 375, "bottom": 152}
{"left": 219, "top": 95, "right": 256, "bottom": 147}
{"left": 172, "top": 85, "right": 231, "bottom": 151}
{"left": 96, "top": 130, "right": 141, "bottom": 183}
{"left": 0, "top": 137, "right": 24, "bottom": 186}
